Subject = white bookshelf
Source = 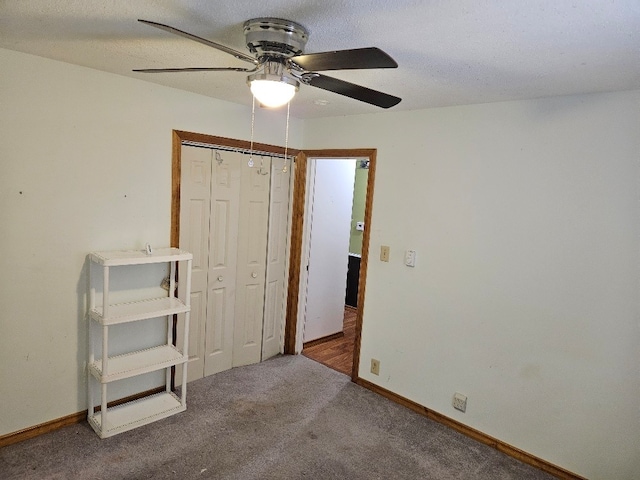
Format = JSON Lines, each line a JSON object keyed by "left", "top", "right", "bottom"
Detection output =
{"left": 87, "top": 392, "right": 184, "bottom": 437}
{"left": 87, "top": 247, "right": 192, "bottom": 438}
{"left": 90, "top": 297, "right": 190, "bottom": 325}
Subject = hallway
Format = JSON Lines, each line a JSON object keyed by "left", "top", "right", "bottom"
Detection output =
{"left": 302, "top": 306, "right": 356, "bottom": 376}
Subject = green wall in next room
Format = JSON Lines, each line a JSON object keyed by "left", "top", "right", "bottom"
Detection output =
{"left": 349, "top": 163, "right": 369, "bottom": 255}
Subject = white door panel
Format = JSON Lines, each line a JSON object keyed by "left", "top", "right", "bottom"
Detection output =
{"left": 262, "top": 280, "right": 279, "bottom": 348}
{"left": 177, "top": 147, "right": 212, "bottom": 383}
{"left": 204, "top": 284, "right": 231, "bottom": 376}
{"left": 303, "top": 159, "right": 356, "bottom": 342}
{"left": 233, "top": 157, "right": 270, "bottom": 367}
{"left": 206, "top": 153, "right": 241, "bottom": 375}
{"left": 262, "top": 157, "right": 292, "bottom": 359}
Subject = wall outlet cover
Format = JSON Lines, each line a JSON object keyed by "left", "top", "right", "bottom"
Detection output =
{"left": 453, "top": 392, "right": 467, "bottom": 412}
{"left": 370, "top": 358, "right": 380, "bottom": 375}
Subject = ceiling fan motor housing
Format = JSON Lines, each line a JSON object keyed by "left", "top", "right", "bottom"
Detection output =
{"left": 247, "top": 60, "right": 299, "bottom": 89}
{"left": 243, "top": 18, "right": 309, "bottom": 59}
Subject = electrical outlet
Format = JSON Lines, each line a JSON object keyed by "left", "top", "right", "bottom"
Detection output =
{"left": 380, "top": 246, "right": 390, "bottom": 262}
{"left": 452, "top": 392, "right": 467, "bottom": 412}
{"left": 370, "top": 358, "right": 380, "bottom": 375}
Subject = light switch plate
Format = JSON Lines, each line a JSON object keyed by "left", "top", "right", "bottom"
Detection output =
{"left": 405, "top": 250, "right": 416, "bottom": 267}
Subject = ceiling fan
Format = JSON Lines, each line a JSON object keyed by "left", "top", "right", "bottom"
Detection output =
{"left": 134, "top": 18, "right": 401, "bottom": 109}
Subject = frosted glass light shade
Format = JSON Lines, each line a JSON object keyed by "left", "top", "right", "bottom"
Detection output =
{"left": 250, "top": 79, "right": 297, "bottom": 108}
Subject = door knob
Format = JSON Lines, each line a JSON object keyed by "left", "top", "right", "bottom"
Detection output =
{"left": 217, "top": 276, "right": 223, "bottom": 282}
{"left": 251, "top": 272, "right": 258, "bottom": 278}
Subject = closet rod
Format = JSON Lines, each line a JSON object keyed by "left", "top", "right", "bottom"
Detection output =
{"left": 182, "top": 141, "right": 293, "bottom": 160}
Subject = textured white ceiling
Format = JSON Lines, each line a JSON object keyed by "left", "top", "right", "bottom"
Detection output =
{"left": 1, "top": 0, "right": 639, "bottom": 119}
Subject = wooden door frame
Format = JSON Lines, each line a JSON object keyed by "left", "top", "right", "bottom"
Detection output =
{"left": 284, "top": 149, "right": 376, "bottom": 381}
{"left": 171, "top": 130, "right": 376, "bottom": 382}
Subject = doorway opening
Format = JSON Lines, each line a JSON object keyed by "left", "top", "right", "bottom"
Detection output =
{"left": 299, "top": 157, "right": 369, "bottom": 376}
{"left": 284, "top": 149, "right": 376, "bottom": 381}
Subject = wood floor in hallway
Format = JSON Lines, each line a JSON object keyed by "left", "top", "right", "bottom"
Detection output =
{"left": 302, "top": 306, "right": 357, "bottom": 376}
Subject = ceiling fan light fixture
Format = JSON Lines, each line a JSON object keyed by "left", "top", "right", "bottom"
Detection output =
{"left": 136, "top": 18, "right": 401, "bottom": 110}
{"left": 247, "top": 63, "right": 299, "bottom": 108}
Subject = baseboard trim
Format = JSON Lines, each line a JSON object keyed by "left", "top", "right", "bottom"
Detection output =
{"left": 355, "top": 377, "right": 586, "bottom": 480}
{"left": 0, "top": 387, "right": 165, "bottom": 448}
{"left": 302, "top": 331, "right": 345, "bottom": 349}
{"left": 0, "top": 410, "right": 86, "bottom": 448}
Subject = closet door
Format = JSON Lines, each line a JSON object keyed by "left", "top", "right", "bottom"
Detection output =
{"left": 178, "top": 147, "right": 241, "bottom": 379}
{"left": 262, "top": 157, "right": 292, "bottom": 360}
{"left": 177, "top": 146, "right": 212, "bottom": 383}
{"left": 204, "top": 151, "right": 241, "bottom": 376}
{"left": 232, "top": 156, "right": 271, "bottom": 367}
{"left": 178, "top": 145, "right": 290, "bottom": 380}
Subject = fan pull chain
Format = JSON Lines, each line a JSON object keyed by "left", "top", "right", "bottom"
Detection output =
{"left": 283, "top": 101, "right": 290, "bottom": 173}
{"left": 248, "top": 95, "right": 255, "bottom": 168}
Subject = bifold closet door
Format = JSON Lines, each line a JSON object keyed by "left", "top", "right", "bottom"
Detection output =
{"left": 204, "top": 150, "right": 242, "bottom": 376}
{"left": 232, "top": 156, "right": 271, "bottom": 367}
{"left": 178, "top": 146, "right": 278, "bottom": 380}
{"left": 177, "top": 146, "right": 214, "bottom": 383}
{"left": 262, "top": 157, "right": 292, "bottom": 360}
{"left": 177, "top": 146, "right": 241, "bottom": 380}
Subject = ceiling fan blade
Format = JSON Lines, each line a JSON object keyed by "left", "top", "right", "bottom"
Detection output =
{"left": 138, "top": 19, "right": 257, "bottom": 65}
{"left": 292, "top": 47, "right": 397, "bottom": 71}
{"left": 133, "top": 67, "right": 255, "bottom": 73}
{"left": 306, "top": 74, "right": 401, "bottom": 108}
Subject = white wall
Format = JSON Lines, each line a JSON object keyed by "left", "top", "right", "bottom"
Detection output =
{"left": 304, "top": 91, "right": 640, "bottom": 480}
{"left": 0, "top": 48, "right": 302, "bottom": 436}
